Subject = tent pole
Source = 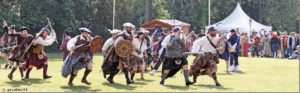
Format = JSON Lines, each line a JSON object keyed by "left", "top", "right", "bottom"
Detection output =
{"left": 113, "top": 0, "right": 116, "bottom": 29}
{"left": 208, "top": 0, "right": 211, "bottom": 25}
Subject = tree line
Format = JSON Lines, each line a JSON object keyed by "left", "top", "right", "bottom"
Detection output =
{"left": 0, "top": 0, "right": 299, "bottom": 51}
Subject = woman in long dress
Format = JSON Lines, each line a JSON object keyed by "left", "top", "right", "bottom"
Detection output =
{"left": 218, "top": 32, "right": 230, "bottom": 73}
{"left": 263, "top": 34, "right": 272, "bottom": 57}
{"left": 240, "top": 32, "right": 249, "bottom": 57}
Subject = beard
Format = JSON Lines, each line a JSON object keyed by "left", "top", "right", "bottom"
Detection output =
{"left": 210, "top": 33, "right": 216, "bottom": 37}
{"left": 126, "top": 30, "right": 132, "bottom": 34}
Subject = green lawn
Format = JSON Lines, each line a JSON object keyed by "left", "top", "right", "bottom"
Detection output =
{"left": 0, "top": 53, "right": 299, "bottom": 92}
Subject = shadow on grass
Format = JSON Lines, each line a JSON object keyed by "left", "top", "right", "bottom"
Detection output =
{"left": 102, "top": 82, "right": 137, "bottom": 90}
{"left": 135, "top": 78, "right": 155, "bottom": 82}
{"left": 132, "top": 81, "right": 147, "bottom": 85}
{"left": 218, "top": 72, "right": 232, "bottom": 75}
{"left": 60, "top": 85, "right": 92, "bottom": 92}
{"left": 232, "top": 71, "right": 246, "bottom": 74}
{"left": 5, "top": 78, "right": 50, "bottom": 87}
{"left": 163, "top": 85, "right": 189, "bottom": 90}
{"left": 194, "top": 84, "right": 233, "bottom": 90}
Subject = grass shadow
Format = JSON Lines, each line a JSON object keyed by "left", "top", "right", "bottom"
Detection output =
{"left": 5, "top": 78, "right": 50, "bottom": 87}
{"left": 232, "top": 71, "right": 246, "bottom": 74}
{"left": 132, "top": 81, "right": 147, "bottom": 85}
{"left": 135, "top": 78, "right": 155, "bottom": 82}
{"left": 218, "top": 72, "right": 232, "bottom": 75}
{"left": 163, "top": 84, "right": 189, "bottom": 90}
{"left": 102, "top": 82, "right": 137, "bottom": 90}
{"left": 60, "top": 85, "right": 91, "bottom": 92}
{"left": 194, "top": 84, "right": 233, "bottom": 90}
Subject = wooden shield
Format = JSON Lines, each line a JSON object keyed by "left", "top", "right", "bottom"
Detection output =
{"left": 89, "top": 35, "right": 104, "bottom": 53}
{"left": 115, "top": 40, "right": 133, "bottom": 58}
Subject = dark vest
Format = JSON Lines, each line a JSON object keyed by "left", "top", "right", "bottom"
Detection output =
{"left": 165, "top": 35, "right": 184, "bottom": 58}
{"left": 74, "top": 35, "right": 91, "bottom": 53}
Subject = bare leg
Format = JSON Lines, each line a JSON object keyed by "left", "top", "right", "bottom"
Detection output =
{"left": 160, "top": 69, "right": 170, "bottom": 85}
{"left": 192, "top": 73, "right": 199, "bottom": 83}
{"left": 182, "top": 65, "right": 193, "bottom": 86}
{"left": 212, "top": 72, "right": 221, "bottom": 86}
{"left": 226, "top": 60, "right": 229, "bottom": 73}
{"left": 140, "top": 62, "right": 146, "bottom": 80}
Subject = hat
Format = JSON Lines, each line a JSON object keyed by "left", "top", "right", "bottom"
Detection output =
{"left": 79, "top": 27, "right": 92, "bottom": 33}
{"left": 123, "top": 22, "right": 135, "bottom": 28}
{"left": 41, "top": 28, "right": 50, "bottom": 33}
{"left": 207, "top": 27, "right": 217, "bottom": 32}
{"left": 108, "top": 29, "right": 121, "bottom": 34}
{"left": 172, "top": 26, "right": 182, "bottom": 33}
{"left": 19, "top": 26, "right": 29, "bottom": 32}
{"left": 230, "top": 29, "right": 236, "bottom": 32}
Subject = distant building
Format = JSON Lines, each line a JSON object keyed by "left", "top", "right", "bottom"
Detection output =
{"left": 141, "top": 19, "right": 191, "bottom": 34}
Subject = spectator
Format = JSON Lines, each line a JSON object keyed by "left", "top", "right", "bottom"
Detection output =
{"left": 250, "top": 32, "right": 260, "bottom": 57}
{"left": 280, "top": 31, "right": 288, "bottom": 58}
{"left": 287, "top": 32, "right": 296, "bottom": 56}
{"left": 240, "top": 32, "right": 249, "bottom": 57}
{"left": 289, "top": 45, "right": 300, "bottom": 59}
{"left": 263, "top": 33, "right": 272, "bottom": 57}
{"left": 271, "top": 32, "right": 279, "bottom": 58}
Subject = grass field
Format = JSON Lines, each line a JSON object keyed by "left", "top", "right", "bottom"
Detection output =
{"left": 0, "top": 53, "right": 299, "bottom": 92}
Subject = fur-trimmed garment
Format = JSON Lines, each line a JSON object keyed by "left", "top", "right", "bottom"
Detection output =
{"left": 129, "top": 55, "right": 145, "bottom": 73}
{"left": 189, "top": 53, "right": 219, "bottom": 77}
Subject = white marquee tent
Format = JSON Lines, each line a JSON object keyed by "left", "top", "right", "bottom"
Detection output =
{"left": 207, "top": 3, "right": 272, "bottom": 35}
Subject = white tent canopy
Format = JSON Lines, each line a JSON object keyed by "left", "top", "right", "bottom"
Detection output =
{"left": 207, "top": 3, "right": 272, "bottom": 35}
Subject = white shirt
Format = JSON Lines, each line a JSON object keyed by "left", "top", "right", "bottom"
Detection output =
{"left": 102, "top": 38, "right": 114, "bottom": 51}
{"left": 192, "top": 35, "right": 220, "bottom": 53}
{"left": 34, "top": 30, "right": 56, "bottom": 46}
{"left": 67, "top": 35, "right": 92, "bottom": 51}
{"left": 132, "top": 38, "right": 147, "bottom": 58}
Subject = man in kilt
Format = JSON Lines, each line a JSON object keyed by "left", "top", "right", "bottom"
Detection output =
{"left": 129, "top": 31, "right": 148, "bottom": 81}
{"left": 103, "top": 22, "right": 135, "bottom": 85}
{"left": 1, "top": 21, "right": 14, "bottom": 69}
{"left": 7, "top": 26, "right": 34, "bottom": 80}
{"left": 22, "top": 27, "right": 56, "bottom": 80}
{"left": 160, "top": 26, "right": 193, "bottom": 86}
{"left": 62, "top": 28, "right": 94, "bottom": 86}
{"left": 190, "top": 27, "right": 221, "bottom": 86}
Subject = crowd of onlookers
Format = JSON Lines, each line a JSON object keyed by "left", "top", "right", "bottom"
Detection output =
{"left": 184, "top": 30, "right": 300, "bottom": 60}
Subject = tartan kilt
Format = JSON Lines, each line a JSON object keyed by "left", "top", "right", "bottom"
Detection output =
{"left": 162, "top": 56, "right": 188, "bottom": 78}
{"left": 62, "top": 52, "right": 92, "bottom": 78}
{"left": 129, "top": 55, "right": 145, "bottom": 73}
{"left": 23, "top": 53, "right": 48, "bottom": 70}
{"left": 189, "top": 53, "right": 219, "bottom": 76}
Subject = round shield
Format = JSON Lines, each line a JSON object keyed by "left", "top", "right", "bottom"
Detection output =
{"left": 89, "top": 35, "right": 104, "bottom": 53}
{"left": 115, "top": 40, "right": 133, "bottom": 58}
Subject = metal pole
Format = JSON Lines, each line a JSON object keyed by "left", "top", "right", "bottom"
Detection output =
{"left": 208, "top": 0, "right": 211, "bottom": 25}
{"left": 113, "top": 0, "right": 116, "bottom": 29}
